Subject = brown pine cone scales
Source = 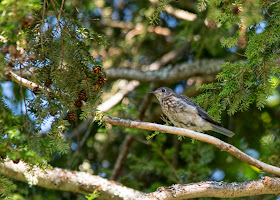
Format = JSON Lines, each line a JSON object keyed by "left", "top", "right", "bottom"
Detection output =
{"left": 67, "top": 111, "right": 77, "bottom": 122}
{"left": 97, "top": 75, "right": 107, "bottom": 86}
{"left": 92, "top": 84, "right": 100, "bottom": 91}
{"left": 78, "top": 90, "right": 87, "bottom": 101}
{"left": 74, "top": 99, "right": 83, "bottom": 108}
{"left": 92, "top": 65, "right": 102, "bottom": 75}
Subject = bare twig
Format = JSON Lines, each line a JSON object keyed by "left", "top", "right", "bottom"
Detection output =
{"left": 0, "top": 160, "right": 143, "bottom": 200}
{"left": 110, "top": 134, "right": 135, "bottom": 180}
{"left": 110, "top": 84, "right": 158, "bottom": 180}
{"left": 143, "top": 45, "right": 187, "bottom": 71}
{"left": 98, "top": 80, "right": 140, "bottom": 112}
{"left": 149, "top": 0, "right": 197, "bottom": 21}
{"left": 138, "top": 176, "right": 280, "bottom": 200}
{"left": 102, "top": 116, "right": 280, "bottom": 176}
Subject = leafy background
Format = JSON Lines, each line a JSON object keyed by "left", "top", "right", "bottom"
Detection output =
{"left": 0, "top": 0, "right": 280, "bottom": 199}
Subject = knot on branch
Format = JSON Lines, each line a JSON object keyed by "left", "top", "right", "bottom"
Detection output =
{"left": 262, "top": 176, "right": 280, "bottom": 192}
{"left": 218, "top": 143, "right": 233, "bottom": 152}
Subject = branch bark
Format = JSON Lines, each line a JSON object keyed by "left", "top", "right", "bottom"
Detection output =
{"left": 106, "top": 59, "right": 223, "bottom": 83}
{"left": 99, "top": 20, "right": 171, "bottom": 37}
{"left": 2, "top": 160, "right": 280, "bottom": 200}
{"left": 138, "top": 176, "right": 280, "bottom": 200}
{"left": 102, "top": 116, "right": 280, "bottom": 176}
{"left": 8, "top": 70, "right": 46, "bottom": 91}
{"left": 0, "top": 160, "right": 143, "bottom": 200}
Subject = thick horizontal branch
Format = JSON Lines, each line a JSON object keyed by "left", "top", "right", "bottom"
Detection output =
{"left": 100, "top": 20, "right": 171, "bottom": 36}
{"left": 102, "top": 116, "right": 280, "bottom": 176}
{"left": 138, "top": 176, "right": 280, "bottom": 200}
{"left": 0, "top": 160, "right": 143, "bottom": 200}
{"left": 106, "top": 59, "right": 223, "bottom": 83}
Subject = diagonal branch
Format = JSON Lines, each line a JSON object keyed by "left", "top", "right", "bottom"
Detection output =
{"left": 0, "top": 160, "right": 143, "bottom": 200}
{"left": 106, "top": 59, "right": 224, "bottom": 83}
{"left": 110, "top": 84, "right": 159, "bottom": 181}
{"left": 137, "top": 176, "right": 280, "bottom": 200}
{"left": 149, "top": 0, "right": 197, "bottom": 21}
{"left": 102, "top": 116, "right": 280, "bottom": 176}
{"left": 8, "top": 70, "right": 46, "bottom": 91}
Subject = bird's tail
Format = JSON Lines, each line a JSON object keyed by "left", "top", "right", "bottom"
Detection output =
{"left": 212, "top": 124, "right": 235, "bottom": 137}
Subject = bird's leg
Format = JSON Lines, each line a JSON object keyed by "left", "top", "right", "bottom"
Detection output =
{"left": 161, "top": 114, "right": 171, "bottom": 125}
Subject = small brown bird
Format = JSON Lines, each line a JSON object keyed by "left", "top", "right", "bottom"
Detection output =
{"left": 151, "top": 87, "right": 235, "bottom": 137}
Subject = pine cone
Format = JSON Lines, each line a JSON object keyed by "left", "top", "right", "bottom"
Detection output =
{"left": 67, "top": 111, "right": 77, "bottom": 122}
{"left": 98, "top": 75, "right": 107, "bottom": 86}
{"left": 237, "top": 36, "right": 247, "bottom": 48}
{"left": 205, "top": 19, "right": 216, "bottom": 29}
{"left": 92, "top": 65, "right": 102, "bottom": 75}
{"left": 21, "top": 15, "right": 34, "bottom": 28}
{"left": 231, "top": 6, "right": 241, "bottom": 15}
{"left": 32, "top": 87, "right": 41, "bottom": 95}
{"left": 1, "top": 45, "right": 9, "bottom": 54}
{"left": 92, "top": 84, "right": 100, "bottom": 91}
{"left": 78, "top": 90, "right": 87, "bottom": 101}
{"left": 45, "top": 77, "right": 53, "bottom": 88}
{"left": 74, "top": 99, "right": 83, "bottom": 108}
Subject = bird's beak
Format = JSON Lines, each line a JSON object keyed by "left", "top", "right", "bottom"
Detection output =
{"left": 150, "top": 91, "right": 156, "bottom": 94}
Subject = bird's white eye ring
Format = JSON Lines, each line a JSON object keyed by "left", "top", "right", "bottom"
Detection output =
{"left": 161, "top": 88, "right": 166, "bottom": 92}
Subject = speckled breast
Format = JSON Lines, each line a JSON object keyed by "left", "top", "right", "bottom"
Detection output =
{"left": 161, "top": 96, "right": 178, "bottom": 116}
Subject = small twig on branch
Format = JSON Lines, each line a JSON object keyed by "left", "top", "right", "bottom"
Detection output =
{"left": 110, "top": 134, "right": 135, "bottom": 180}
{"left": 137, "top": 176, "right": 280, "bottom": 200}
{"left": 102, "top": 116, "right": 280, "bottom": 176}
{"left": 98, "top": 80, "right": 140, "bottom": 112}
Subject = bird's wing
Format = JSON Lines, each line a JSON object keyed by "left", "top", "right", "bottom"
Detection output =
{"left": 177, "top": 94, "right": 223, "bottom": 127}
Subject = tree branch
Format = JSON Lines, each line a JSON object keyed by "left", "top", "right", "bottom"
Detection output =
{"left": 0, "top": 160, "right": 143, "bottom": 200}
{"left": 106, "top": 59, "right": 224, "bottom": 83}
{"left": 102, "top": 116, "right": 280, "bottom": 176}
{"left": 98, "top": 80, "right": 140, "bottom": 112}
{"left": 137, "top": 176, "right": 280, "bottom": 200}
{"left": 8, "top": 71, "right": 46, "bottom": 91}
{"left": 99, "top": 20, "right": 171, "bottom": 37}
{"left": 149, "top": 0, "right": 197, "bottom": 21}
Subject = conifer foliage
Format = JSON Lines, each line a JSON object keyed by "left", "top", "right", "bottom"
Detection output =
{"left": 0, "top": 0, "right": 280, "bottom": 199}
{"left": 0, "top": 0, "right": 106, "bottom": 196}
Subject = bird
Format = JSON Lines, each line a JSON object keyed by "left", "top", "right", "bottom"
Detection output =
{"left": 151, "top": 87, "right": 235, "bottom": 137}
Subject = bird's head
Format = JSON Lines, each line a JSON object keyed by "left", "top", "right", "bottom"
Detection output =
{"left": 150, "top": 87, "right": 174, "bottom": 101}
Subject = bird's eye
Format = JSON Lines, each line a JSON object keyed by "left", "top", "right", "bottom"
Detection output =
{"left": 161, "top": 88, "right": 166, "bottom": 93}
